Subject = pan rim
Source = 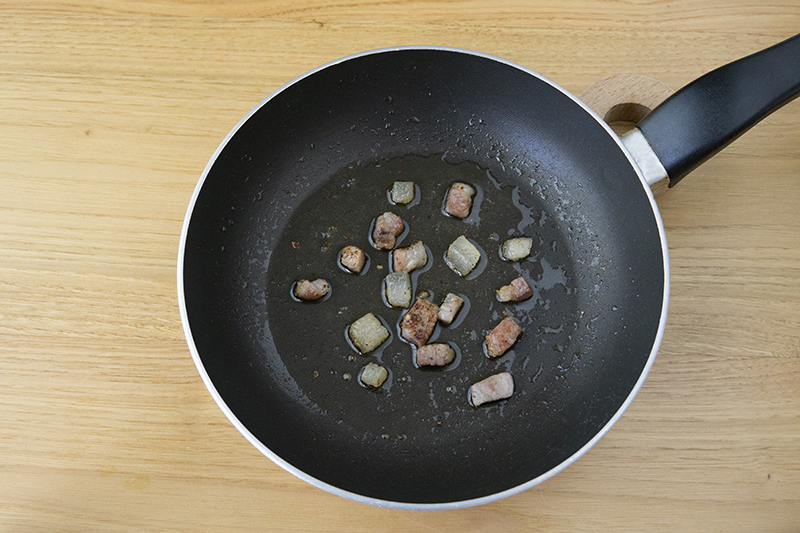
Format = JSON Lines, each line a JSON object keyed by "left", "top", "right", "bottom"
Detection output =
{"left": 177, "top": 45, "right": 670, "bottom": 510}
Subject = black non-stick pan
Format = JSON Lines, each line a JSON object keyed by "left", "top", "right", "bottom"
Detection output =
{"left": 179, "top": 35, "right": 800, "bottom": 509}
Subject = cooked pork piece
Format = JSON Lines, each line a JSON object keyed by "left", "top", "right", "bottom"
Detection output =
{"left": 485, "top": 316, "right": 522, "bottom": 357}
{"left": 392, "top": 240, "right": 427, "bottom": 273}
{"left": 496, "top": 276, "right": 533, "bottom": 302}
{"left": 445, "top": 235, "right": 481, "bottom": 277}
{"left": 444, "top": 182, "right": 476, "bottom": 218}
{"left": 391, "top": 181, "right": 415, "bottom": 204}
{"left": 384, "top": 271, "right": 412, "bottom": 308}
{"left": 360, "top": 362, "right": 389, "bottom": 388}
{"left": 293, "top": 279, "right": 330, "bottom": 301}
{"left": 400, "top": 297, "right": 439, "bottom": 348}
{"left": 348, "top": 313, "right": 390, "bottom": 354}
{"left": 372, "top": 212, "right": 404, "bottom": 250}
{"left": 339, "top": 245, "right": 367, "bottom": 273}
{"left": 437, "top": 293, "right": 464, "bottom": 325}
{"left": 416, "top": 343, "right": 456, "bottom": 367}
{"left": 501, "top": 237, "right": 533, "bottom": 261}
{"left": 470, "top": 372, "right": 514, "bottom": 407}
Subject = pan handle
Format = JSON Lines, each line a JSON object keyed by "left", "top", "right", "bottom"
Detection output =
{"left": 632, "top": 33, "right": 800, "bottom": 188}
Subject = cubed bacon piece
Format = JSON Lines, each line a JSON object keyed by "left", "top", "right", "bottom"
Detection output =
{"left": 393, "top": 240, "right": 427, "bottom": 272}
{"left": 293, "top": 279, "right": 330, "bottom": 301}
{"left": 339, "top": 245, "right": 367, "bottom": 273}
{"left": 400, "top": 297, "right": 439, "bottom": 348}
{"left": 348, "top": 313, "right": 390, "bottom": 354}
{"left": 501, "top": 237, "right": 533, "bottom": 261}
{"left": 371, "top": 212, "right": 404, "bottom": 250}
{"left": 445, "top": 182, "right": 476, "bottom": 218}
{"left": 470, "top": 372, "right": 514, "bottom": 407}
{"left": 416, "top": 343, "right": 456, "bottom": 367}
{"left": 496, "top": 276, "right": 533, "bottom": 302}
{"left": 391, "top": 181, "right": 415, "bottom": 204}
{"left": 445, "top": 235, "right": 481, "bottom": 277}
{"left": 384, "top": 271, "right": 412, "bottom": 308}
{"left": 485, "top": 316, "right": 522, "bottom": 357}
{"left": 437, "top": 293, "right": 464, "bottom": 324}
{"left": 360, "top": 362, "right": 389, "bottom": 388}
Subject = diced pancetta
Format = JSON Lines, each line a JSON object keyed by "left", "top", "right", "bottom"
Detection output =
{"left": 496, "top": 276, "right": 533, "bottom": 302}
{"left": 444, "top": 182, "right": 476, "bottom": 218}
{"left": 445, "top": 235, "right": 481, "bottom": 277}
{"left": 372, "top": 212, "right": 404, "bottom": 250}
{"left": 391, "top": 181, "right": 415, "bottom": 204}
{"left": 348, "top": 313, "right": 390, "bottom": 354}
{"left": 392, "top": 240, "right": 427, "bottom": 272}
{"left": 339, "top": 245, "right": 367, "bottom": 273}
{"left": 416, "top": 343, "right": 456, "bottom": 367}
{"left": 470, "top": 372, "right": 514, "bottom": 406}
{"left": 293, "top": 279, "right": 330, "bottom": 301}
{"left": 360, "top": 362, "right": 389, "bottom": 388}
{"left": 384, "top": 271, "right": 412, "bottom": 308}
{"left": 485, "top": 316, "right": 522, "bottom": 357}
{"left": 501, "top": 237, "right": 533, "bottom": 261}
{"left": 437, "top": 293, "right": 464, "bottom": 324}
{"left": 400, "top": 297, "right": 439, "bottom": 348}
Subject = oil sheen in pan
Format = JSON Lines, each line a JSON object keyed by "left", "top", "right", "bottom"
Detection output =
{"left": 263, "top": 153, "right": 577, "bottom": 435}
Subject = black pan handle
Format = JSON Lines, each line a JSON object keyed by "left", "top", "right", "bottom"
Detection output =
{"left": 637, "top": 33, "right": 800, "bottom": 187}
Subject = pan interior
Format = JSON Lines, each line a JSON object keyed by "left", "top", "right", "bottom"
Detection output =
{"left": 181, "top": 49, "right": 665, "bottom": 505}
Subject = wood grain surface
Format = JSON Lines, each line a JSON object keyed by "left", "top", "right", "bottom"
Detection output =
{"left": 1, "top": 1, "right": 799, "bottom": 531}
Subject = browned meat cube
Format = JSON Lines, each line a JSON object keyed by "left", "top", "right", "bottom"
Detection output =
{"left": 339, "top": 245, "right": 366, "bottom": 273}
{"left": 496, "top": 276, "right": 533, "bottom": 302}
{"left": 444, "top": 182, "right": 476, "bottom": 218}
{"left": 416, "top": 343, "right": 455, "bottom": 367}
{"left": 372, "top": 212, "right": 404, "bottom": 250}
{"left": 470, "top": 372, "right": 514, "bottom": 407}
{"left": 293, "top": 279, "right": 330, "bottom": 301}
{"left": 485, "top": 317, "right": 522, "bottom": 357}
{"left": 400, "top": 297, "right": 439, "bottom": 348}
{"left": 392, "top": 240, "right": 427, "bottom": 272}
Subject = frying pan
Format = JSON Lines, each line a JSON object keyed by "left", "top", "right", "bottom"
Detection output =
{"left": 178, "top": 35, "right": 800, "bottom": 509}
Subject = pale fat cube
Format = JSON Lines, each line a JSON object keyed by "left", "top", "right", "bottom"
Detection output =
{"left": 501, "top": 237, "right": 533, "bottom": 261}
{"left": 348, "top": 313, "right": 390, "bottom": 354}
{"left": 360, "top": 362, "right": 388, "bottom": 388}
{"left": 446, "top": 235, "right": 481, "bottom": 277}
{"left": 384, "top": 271, "right": 412, "bottom": 308}
{"left": 391, "top": 181, "right": 415, "bottom": 204}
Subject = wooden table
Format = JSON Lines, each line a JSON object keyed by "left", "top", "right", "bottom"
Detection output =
{"left": 2, "top": 1, "right": 799, "bottom": 530}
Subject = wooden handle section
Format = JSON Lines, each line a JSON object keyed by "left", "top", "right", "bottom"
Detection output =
{"left": 579, "top": 74, "right": 675, "bottom": 133}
